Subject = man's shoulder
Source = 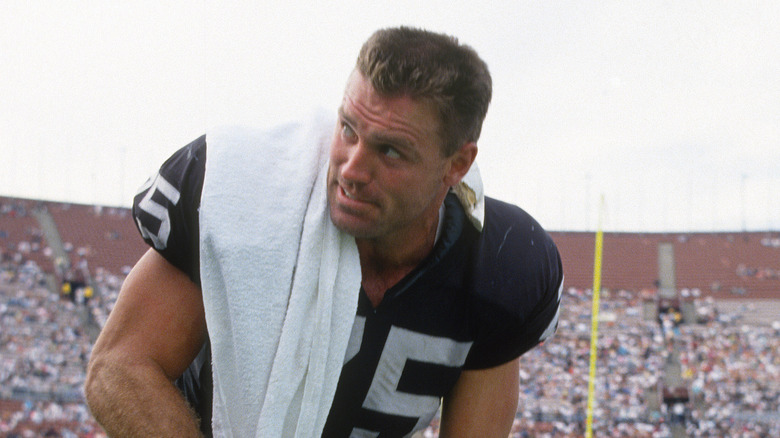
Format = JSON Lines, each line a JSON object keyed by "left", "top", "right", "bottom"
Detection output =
{"left": 132, "top": 135, "right": 207, "bottom": 282}
{"left": 469, "top": 196, "right": 561, "bottom": 311}
{"left": 456, "top": 197, "right": 563, "bottom": 369}
{"left": 155, "top": 134, "right": 207, "bottom": 192}
{"left": 480, "top": 196, "right": 558, "bottom": 260}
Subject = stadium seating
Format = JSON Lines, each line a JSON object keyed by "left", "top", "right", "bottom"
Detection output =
{"left": 552, "top": 231, "right": 780, "bottom": 299}
{"left": 1, "top": 195, "right": 777, "bottom": 437}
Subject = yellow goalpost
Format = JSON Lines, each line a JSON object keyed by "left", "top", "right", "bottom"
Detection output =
{"left": 585, "top": 196, "right": 604, "bottom": 438}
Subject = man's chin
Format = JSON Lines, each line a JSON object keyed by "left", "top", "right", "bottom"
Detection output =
{"left": 329, "top": 211, "right": 377, "bottom": 239}
{"left": 332, "top": 221, "right": 373, "bottom": 238}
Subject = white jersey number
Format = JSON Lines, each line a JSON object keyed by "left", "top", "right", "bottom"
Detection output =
{"left": 135, "top": 172, "right": 181, "bottom": 250}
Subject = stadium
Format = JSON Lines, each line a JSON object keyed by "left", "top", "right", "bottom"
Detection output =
{"left": 1, "top": 195, "right": 777, "bottom": 437}
{"left": 3, "top": 3, "right": 779, "bottom": 436}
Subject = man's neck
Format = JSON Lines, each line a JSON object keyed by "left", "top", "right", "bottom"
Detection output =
{"left": 356, "top": 202, "right": 443, "bottom": 307}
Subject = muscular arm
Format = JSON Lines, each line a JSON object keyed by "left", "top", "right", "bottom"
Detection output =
{"left": 85, "top": 249, "right": 207, "bottom": 437}
{"left": 439, "top": 358, "right": 520, "bottom": 438}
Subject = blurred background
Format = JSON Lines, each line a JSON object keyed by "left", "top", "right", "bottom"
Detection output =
{"left": 1, "top": 1, "right": 778, "bottom": 436}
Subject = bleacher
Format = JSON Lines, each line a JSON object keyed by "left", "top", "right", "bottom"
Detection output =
{"left": 0, "top": 198, "right": 53, "bottom": 273}
{"left": 45, "top": 202, "right": 147, "bottom": 276}
{"left": 3, "top": 195, "right": 778, "bottom": 301}
{"left": 551, "top": 231, "right": 780, "bottom": 299}
{"left": 1, "top": 196, "right": 147, "bottom": 282}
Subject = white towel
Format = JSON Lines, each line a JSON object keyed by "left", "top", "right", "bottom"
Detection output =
{"left": 199, "top": 111, "right": 361, "bottom": 437}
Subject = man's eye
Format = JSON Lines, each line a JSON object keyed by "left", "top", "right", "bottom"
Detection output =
{"left": 341, "top": 123, "right": 357, "bottom": 140}
{"left": 380, "top": 145, "right": 401, "bottom": 159}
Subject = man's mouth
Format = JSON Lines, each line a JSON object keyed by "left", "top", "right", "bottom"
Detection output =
{"left": 342, "top": 185, "right": 357, "bottom": 200}
{"left": 338, "top": 184, "right": 376, "bottom": 209}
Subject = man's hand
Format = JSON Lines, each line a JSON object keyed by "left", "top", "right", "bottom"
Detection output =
{"left": 85, "top": 249, "right": 207, "bottom": 437}
{"left": 439, "top": 358, "right": 520, "bottom": 437}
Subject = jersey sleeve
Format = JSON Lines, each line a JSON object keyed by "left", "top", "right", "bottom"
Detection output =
{"left": 463, "top": 197, "right": 564, "bottom": 370}
{"left": 132, "top": 135, "right": 206, "bottom": 285}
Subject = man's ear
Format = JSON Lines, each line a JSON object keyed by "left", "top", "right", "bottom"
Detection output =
{"left": 444, "top": 142, "right": 478, "bottom": 187}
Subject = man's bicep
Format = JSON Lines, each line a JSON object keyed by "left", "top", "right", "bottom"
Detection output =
{"left": 93, "top": 248, "right": 206, "bottom": 380}
{"left": 439, "top": 358, "right": 520, "bottom": 437}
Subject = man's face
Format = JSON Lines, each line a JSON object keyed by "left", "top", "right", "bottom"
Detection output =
{"left": 327, "top": 72, "right": 454, "bottom": 242}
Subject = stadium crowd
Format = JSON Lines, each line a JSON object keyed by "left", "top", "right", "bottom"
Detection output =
{"left": 425, "top": 288, "right": 779, "bottom": 437}
{"left": 0, "top": 250, "right": 108, "bottom": 437}
{"left": 1, "top": 245, "right": 778, "bottom": 436}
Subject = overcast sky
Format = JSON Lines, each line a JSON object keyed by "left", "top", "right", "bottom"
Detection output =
{"left": 2, "top": 1, "right": 778, "bottom": 232}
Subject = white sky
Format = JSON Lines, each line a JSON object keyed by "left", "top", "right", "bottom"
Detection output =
{"left": 1, "top": 1, "right": 778, "bottom": 232}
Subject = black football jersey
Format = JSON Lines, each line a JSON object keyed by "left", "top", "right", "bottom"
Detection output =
{"left": 133, "top": 136, "right": 563, "bottom": 437}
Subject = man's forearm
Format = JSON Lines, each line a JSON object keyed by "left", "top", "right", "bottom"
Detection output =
{"left": 85, "top": 354, "right": 203, "bottom": 437}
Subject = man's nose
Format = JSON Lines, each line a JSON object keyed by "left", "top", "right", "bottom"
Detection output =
{"left": 340, "top": 142, "right": 373, "bottom": 184}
